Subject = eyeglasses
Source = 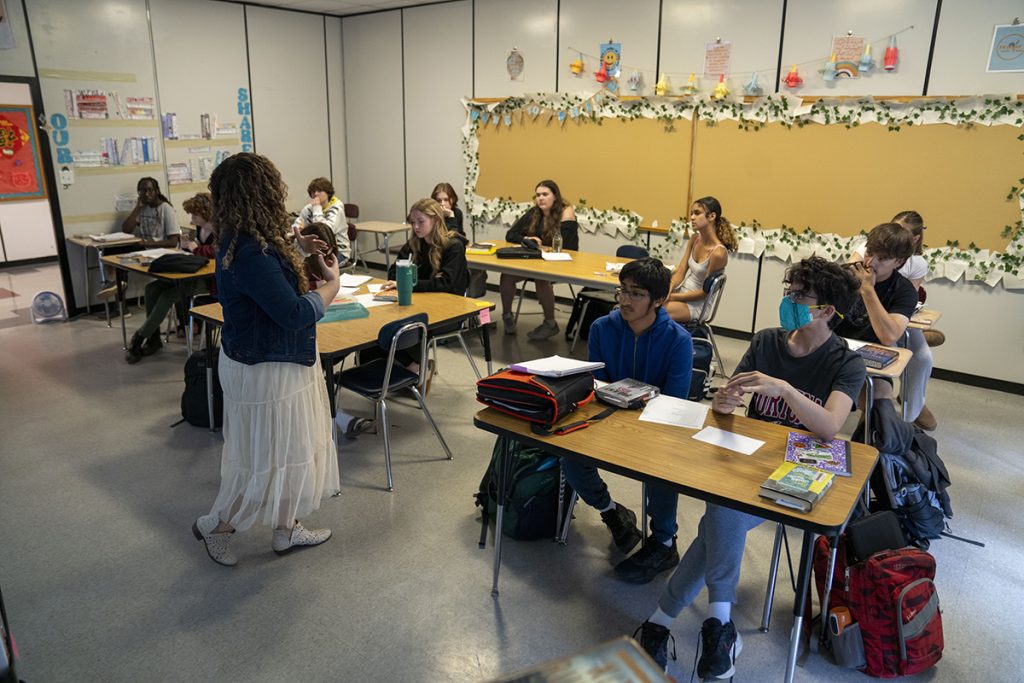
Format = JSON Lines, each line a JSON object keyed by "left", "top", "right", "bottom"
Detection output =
{"left": 782, "top": 287, "right": 816, "bottom": 303}
{"left": 615, "top": 286, "right": 649, "bottom": 301}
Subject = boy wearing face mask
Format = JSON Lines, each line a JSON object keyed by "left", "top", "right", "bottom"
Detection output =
{"left": 634, "top": 257, "right": 865, "bottom": 680}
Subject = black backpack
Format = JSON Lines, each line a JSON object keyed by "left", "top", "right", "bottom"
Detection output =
{"left": 181, "top": 351, "right": 223, "bottom": 428}
{"left": 687, "top": 326, "right": 714, "bottom": 401}
{"left": 476, "top": 435, "right": 572, "bottom": 541}
{"left": 564, "top": 290, "right": 616, "bottom": 343}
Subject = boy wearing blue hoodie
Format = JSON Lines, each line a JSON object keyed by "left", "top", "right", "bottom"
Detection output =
{"left": 562, "top": 257, "right": 693, "bottom": 584}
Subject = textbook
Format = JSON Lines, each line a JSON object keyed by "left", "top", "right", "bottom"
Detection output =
{"left": 759, "top": 462, "right": 835, "bottom": 512}
{"left": 466, "top": 242, "right": 497, "bottom": 255}
{"left": 784, "top": 432, "right": 852, "bottom": 477}
{"left": 854, "top": 344, "right": 899, "bottom": 370}
{"left": 508, "top": 355, "right": 604, "bottom": 377}
{"left": 596, "top": 378, "right": 659, "bottom": 408}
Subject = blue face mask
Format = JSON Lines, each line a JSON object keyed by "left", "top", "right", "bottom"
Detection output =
{"left": 779, "top": 296, "right": 813, "bottom": 331}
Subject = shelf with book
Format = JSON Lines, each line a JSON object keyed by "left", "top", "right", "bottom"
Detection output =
{"left": 168, "top": 182, "right": 210, "bottom": 194}
{"left": 164, "top": 138, "right": 239, "bottom": 149}
{"left": 66, "top": 119, "right": 159, "bottom": 128}
{"left": 74, "top": 163, "right": 164, "bottom": 177}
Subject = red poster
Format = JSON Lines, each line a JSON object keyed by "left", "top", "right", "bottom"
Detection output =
{"left": 0, "top": 105, "right": 47, "bottom": 201}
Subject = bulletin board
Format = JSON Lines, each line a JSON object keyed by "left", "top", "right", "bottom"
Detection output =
{"left": 476, "top": 116, "right": 692, "bottom": 229}
{"left": 0, "top": 104, "right": 46, "bottom": 201}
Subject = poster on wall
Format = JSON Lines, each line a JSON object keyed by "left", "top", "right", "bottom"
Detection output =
{"left": 988, "top": 24, "right": 1024, "bottom": 72}
{"left": 0, "top": 105, "right": 47, "bottom": 201}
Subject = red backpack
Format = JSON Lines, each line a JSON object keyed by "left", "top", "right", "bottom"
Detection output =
{"left": 814, "top": 535, "right": 943, "bottom": 678}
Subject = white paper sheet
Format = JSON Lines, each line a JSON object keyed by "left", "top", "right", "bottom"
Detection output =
{"left": 354, "top": 293, "right": 395, "bottom": 308}
{"left": 639, "top": 395, "right": 709, "bottom": 430}
{"left": 339, "top": 274, "right": 372, "bottom": 287}
{"left": 692, "top": 426, "right": 764, "bottom": 455}
{"left": 541, "top": 252, "right": 573, "bottom": 261}
{"left": 509, "top": 355, "right": 604, "bottom": 377}
{"left": 367, "top": 284, "right": 384, "bottom": 293}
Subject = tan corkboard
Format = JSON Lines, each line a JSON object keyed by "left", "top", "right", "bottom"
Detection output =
{"left": 476, "top": 116, "right": 693, "bottom": 229}
{"left": 692, "top": 119, "right": 1022, "bottom": 251}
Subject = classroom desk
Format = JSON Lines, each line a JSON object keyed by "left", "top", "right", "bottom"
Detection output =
{"left": 102, "top": 253, "right": 215, "bottom": 352}
{"left": 190, "top": 286, "right": 495, "bottom": 432}
{"left": 474, "top": 404, "right": 878, "bottom": 683}
{"left": 354, "top": 221, "right": 410, "bottom": 273}
{"left": 854, "top": 343, "right": 913, "bottom": 440}
{"left": 466, "top": 243, "right": 633, "bottom": 290}
{"left": 67, "top": 235, "right": 142, "bottom": 324}
{"left": 909, "top": 308, "right": 941, "bottom": 330}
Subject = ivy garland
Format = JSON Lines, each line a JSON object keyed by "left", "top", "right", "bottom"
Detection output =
{"left": 462, "top": 94, "right": 1024, "bottom": 288}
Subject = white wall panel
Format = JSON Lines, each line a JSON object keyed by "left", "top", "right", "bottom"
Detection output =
{"left": 246, "top": 6, "right": 330, "bottom": 213}
{"left": 325, "top": 17, "right": 348, "bottom": 201}
{"left": 558, "top": 0, "right": 661, "bottom": 96}
{"left": 929, "top": 0, "right": 1024, "bottom": 94}
{"left": 150, "top": 0, "right": 248, "bottom": 225}
{"left": 781, "top": 0, "right": 937, "bottom": 96}
{"left": 1, "top": 200, "right": 56, "bottom": 260}
{"left": 403, "top": 1, "right": 472, "bottom": 208}
{"left": 342, "top": 11, "right": 405, "bottom": 223}
{"left": 659, "top": 0, "right": 783, "bottom": 97}
{"left": 0, "top": 0, "right": 36, "bottom": 77}
{"left": 474, "top": 0, "right": 557, "bottom": 98}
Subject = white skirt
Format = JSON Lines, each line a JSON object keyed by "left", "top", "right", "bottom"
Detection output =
{"left": 210, "top": 348, "right": 340, "bottom": 531}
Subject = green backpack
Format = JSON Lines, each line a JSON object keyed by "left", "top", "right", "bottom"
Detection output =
{"left": 476, "top": 435, "right": 572, "bottom": 541}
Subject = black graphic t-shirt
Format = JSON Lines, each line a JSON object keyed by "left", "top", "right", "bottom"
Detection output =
{"left": 735, "top": 328, "right": 865, "bottom": 430}
{"left": 834, "top": 272, "right": 918, "bottom": 343}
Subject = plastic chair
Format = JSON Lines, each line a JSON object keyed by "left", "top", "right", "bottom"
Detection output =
{"left": 335, "top": 313, "right": 452, "bottom": 491}
{"left": 686, "top": 270, "right": 728, "bottom": 377}
{"left": 344, "top": 203, "right": 369, "bottom": 273}
{"left": 568, "top": 244, "right": 649, "bottom": 353}
{"left": 428, "top": 304, "right": 491, "bottom": 380}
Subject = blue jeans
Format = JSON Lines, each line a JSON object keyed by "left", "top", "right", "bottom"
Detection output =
{"left": 560, "top": 456, "right": 679, "bottom": 544}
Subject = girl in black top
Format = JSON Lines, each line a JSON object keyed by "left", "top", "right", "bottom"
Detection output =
{"left": 500, "top": 179, "right": 579, "bottom": 340}
{"left": 432, "top": 182, "right": 464, "bottom": 237}
{"left": 385, "top": 198, "right": 468, "bottom": 294}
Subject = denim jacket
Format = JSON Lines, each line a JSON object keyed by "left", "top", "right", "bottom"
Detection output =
{"left": 216, "top": 231, "right": 325, "bottom": 366}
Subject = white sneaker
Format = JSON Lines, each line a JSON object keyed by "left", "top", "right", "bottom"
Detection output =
{"left": 272, "top": 522, "right": 332, "bottom": 556}
{"left": 527, "top": 319, "right": 559, "bottom": 341}
{"left": 192, "top": 514, "right": 237, "bottom": 567}
{"left": 96, "top": 284, "right": 118, "bottom": 300}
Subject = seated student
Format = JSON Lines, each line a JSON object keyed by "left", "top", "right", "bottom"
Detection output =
{"left": 334, "top": 199, "right": 468, "bottom": 438}
{"left": 432, "top": 182, "right": 464, "bottom": 236}
{"left": 291, "top": 176, "right": 349, "bottom": 264}
{"left": 636, "top": 257, "right": 866, "bottom": 679}
{"left": 500, "top": 179, "right": 579, "bottom": 340}
{"left": 561, "top": 258, "right": 693, "bottom": 583}
{"left": 125, "top": 188, "right": 213, "bottom": 364}
{"left": 836, "top": 222, "right": 917, "bottom": 406}
{"left": 664, "top": 196, "right": 737, "bottom": 323}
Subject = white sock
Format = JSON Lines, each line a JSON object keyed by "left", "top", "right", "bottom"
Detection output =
{"left": 598, "top": 501, "right": 615, "bottom": 513}
{"left": 647, "top": 607, "right": 674, "bottom": 628}
{"left": 708, "top": 601, "right": 731, "bottom": 624}
{"left": 662, "top": 537, "right": 674, "bottom": 547}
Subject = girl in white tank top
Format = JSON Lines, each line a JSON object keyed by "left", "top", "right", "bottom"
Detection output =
{"left": 664, "top": 197, "right": 736, "bottom": 323}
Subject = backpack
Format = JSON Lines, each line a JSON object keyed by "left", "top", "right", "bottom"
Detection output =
{"left": 861, "top": 400, "right": 952, "bottom": 549}
{"left": 181, "top": 351, "right": 223, "bottom": 428}
{"left": 475, "top": 435, "right": 572, "bottom": 541}
{"left": 814, "top": 534, "right": 943, "bottom": 678}
{"left": 564, "top": 289, "right": 616, "bottom": 344}
{"left": 687, "top": 326, "right": 714, "bottom": 401}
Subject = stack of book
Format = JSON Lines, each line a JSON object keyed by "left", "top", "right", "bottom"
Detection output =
{"left": 759, "top": 461, "right": 835, "bottom": 512}
{"left": 854, "top": 343, "right": 899, "bottom": 369}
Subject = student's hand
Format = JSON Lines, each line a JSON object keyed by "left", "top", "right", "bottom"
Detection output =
{"left": 181, "top": 239, "right": 198, "bottom": 252}
{"left": 849, "top": 260, "right": 875, "bottom": 288}
{"left": 293, "top": 225, "right": 328, "bottom": 255}
{"left": 524, "top": 236, "right": 542, "bottom": 248}
{"left": 310, "top": 191, "right": 325, "bottom": 208}
{"left": 712, "top": 384, "right": 745, "bottom": 414}
{"left": 444, "top": 208, "right": 455, "bottom": 218}
{"left": 318, "top": 253, "right": 339, "bottom": 283}
{"left": 727, "top": 371, "right": 790, "bottom": 398}
{"left": 381, "top": 280, "right": 397, "bottom": 291}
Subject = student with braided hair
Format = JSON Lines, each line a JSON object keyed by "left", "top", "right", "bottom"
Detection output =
{"left": 664, "top": 196, "right": 737, "bottom": 324}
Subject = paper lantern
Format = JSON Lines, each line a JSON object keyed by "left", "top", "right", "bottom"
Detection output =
{"left": 823, "top": 53, "right": 837, "bottom": 82}
{"left": 594, "top": 62, "right": 610, "bottom": 84}
{"left": 570, "top": 57, "right": 584, "bottom": 76}
{"left": 627, "top": 70, "right": 644, "bottom": 93}
{"left": 655, "top": 72, "right": 670, "bottom": 96}
{"left": 859, "top": 43, "right": 874, "bottom": 73}
{"left": 884, "top": 36, "right": 898, "bottom": 71}
{"left": 744, "top": 72, "right": 763, "bottom": 96}
{"left": 783, "top": 65, "right": 803, "bottom": 89}
{"left": 681, "top": 73, "right": 699, "bottom": 96}
{"left": 711, "top": 74, "right": 729, "bottom": 100}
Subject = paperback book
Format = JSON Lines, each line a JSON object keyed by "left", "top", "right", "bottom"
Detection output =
{"left": 759, "top": 461, "right": 834, "bottom": 512}
{"left": 596, "top": 378, "right": 659, "bottom": 408}
{"left": 855, "top": 344, "right": 899, "bottom": 370}
{"left": 784, "top": 432, "right": 851, "bottom": 477}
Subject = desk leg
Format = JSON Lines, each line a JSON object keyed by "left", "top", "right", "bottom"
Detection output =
{"left": 491, "top": 436, "right": 515, "bottom": 597}
{"left": 382, "top": 234, "right": 391, "bottom": 274}
{"left": 784, "top": 531, "right": 814, "bottom": 683}
{"left": 205, "top": 325, "right": 216, "bottom": 433}
{"left": 82, "top": 246, "right": 91, "bottom": 318}
{"left": 900, "top": 330, "right": 910, "bottom": 421}
{"left": 98, "top": 246, "right": 112, "bottom": 327}
{"left": 817, "top": 536, "right": 840, "bottom": 648}
{"left": 863, "top": 380, "right": 874, "bottom": 507}
{"left": 116, "top": 272, "right": 128, "bottom": 349}
{"left": 480, "top": 314, "right": 493, "bottom": 376}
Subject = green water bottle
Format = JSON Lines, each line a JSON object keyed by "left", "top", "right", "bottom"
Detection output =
{"left": 396, "top": 259, "right": 414, "bottom": 306}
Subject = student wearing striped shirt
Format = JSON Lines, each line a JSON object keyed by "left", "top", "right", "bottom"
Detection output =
{"left": 291, "top": 177, "right": 350, "bottom": 263}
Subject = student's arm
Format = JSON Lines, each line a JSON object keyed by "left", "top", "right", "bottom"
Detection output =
{"left": 850, "top": 264, "right": 909, "bottom": 346}
{"left": 668, "top": 236, "right": 696, "bottom": 293}
{"left": 586, "top": 317, "right": 612, "bottom": 383}
{"left": 505, "top": 211, "right": 531, "bottom": 244}
{"left": 727, "top": 372, "right": 853, "bottom": 440}
{"left": 140, "top": 204, "right": 181, "bottom": 248}
{"left": 670, "top": 244, "right": 726, "bottom": 304}
{"left": 316, "top": 200, "right": 345, "bottom": 245}
{"left": 121, "top": 199, "right": 144, "bottom": 234}
{"left": 415, "top": 241, "right": 468, "bottom": 293}
{"left": 559, "top": 206, "right": 579, "bottom": 250}
{"left": 386, "top": 244, "right": 412, "bottom": 282}
{"left": 660, "top": 332, "right": 694, "bottom": 399}
{"left": 712, "top": 342, "right": 756, "bottom": 415}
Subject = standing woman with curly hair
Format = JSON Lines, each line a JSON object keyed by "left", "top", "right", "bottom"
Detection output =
{"left": 192, "top": 153, "right": 341, "bottom": 567}
{"left": 664, "top": 196, "right": 737, "bottom": 323}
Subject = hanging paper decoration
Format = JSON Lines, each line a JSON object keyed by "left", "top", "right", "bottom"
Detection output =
{"left": 783, "top": 65, "right": 803, "bottom": 88}
{"left": 480, "top": 111, "right": 489, "bottom": 124}
{"left": 711, "top": 75, "right": 729, "bottom": 100}
{"left": 570, "top": 54, "right": 585, "bottom": 76}
{"left": 681, "top": 73, "right": 699, "bottom": 96}
{"left": 599, "top": 41, "right": 621, "bottom": 78}
{"left": 470, "top": 109, "right": 480, "bottom": 122}
{"left": 528, "top": 105, "right": 541, "bottom": 119}
{"left": 884, "top": 36, "right": 899, "bottom": 71}
{"left": 507, "top": 48, "right": 524, "bottom": 81}
{"left": 655, "top": 72, "right": 670, "bottom": 96}
{"left": 744, "top": 72, "right": 763, "bottom": 96}
{"left": 557, "top": 110, "right": 567, "bottom": 126}
{"left": 627, "top": 70, "right": 644, "bottom": 94}
{"left": 594, "top": 62, "right": 610, "bottom": 84}
{"left": 859, "top": 44, "right": 874, "bottom": 73}
{"left": 822, "top": 53, "right": 837, "bottom": 82}
{"left": 503, "top": 113, "right": 512, "bottom": 127}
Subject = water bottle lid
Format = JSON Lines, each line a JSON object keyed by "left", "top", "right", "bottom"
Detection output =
{"left": 397, "top": 259, "right": 412, "bottom": 266}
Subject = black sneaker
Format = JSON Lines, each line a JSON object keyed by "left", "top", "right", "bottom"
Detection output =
{"left": 613, "top": 536, "right": 679, "bottom": 584}
{"left": 124, "top": 333, "right": 145, "bottom": 364}
{"left": 696, "top": 618, "right": 742, "bottom": 681}
{"left": 633, "top": 621, "right": 676, "bottom": 671}
{"left": 599, "top": 503, "right": 642, "bottom": 554}
{"left": 141, "top": 331, "right": 163, "bottom": 356}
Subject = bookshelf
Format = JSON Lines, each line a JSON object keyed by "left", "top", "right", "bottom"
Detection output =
{"left": 66, "top": 119, "right": 159, "bottom": 128}
{"left": 164, "top": 138, "right": 239, "bottom": 148}
{"left": 168, "top": 182, "right": 209, "bottom": 194}
{"left": 74, "top": 163, "right": 164, "bottom": 177}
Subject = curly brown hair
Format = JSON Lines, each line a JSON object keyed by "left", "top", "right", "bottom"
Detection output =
{"left": 210, "top": 153, "right": 308, "bottom": 293}
{"left": 182, "top": 192, "right": 212, "bottom": 222}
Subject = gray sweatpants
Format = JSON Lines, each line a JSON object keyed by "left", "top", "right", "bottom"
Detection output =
{"left": 658, "top": 502, "right": 765, "bottom": 616}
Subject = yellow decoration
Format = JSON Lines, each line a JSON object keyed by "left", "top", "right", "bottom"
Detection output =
{"left": 570, "top": 58, "right": 584, "bottom": 76}
{"left": 655, "top": 72, "right": 670, "bottom": 96}
{"left": 711, "top": 75, "right": 729, "bottom": 100}
{"left": 681, "top": 73, "right": 699, "bottom": 96}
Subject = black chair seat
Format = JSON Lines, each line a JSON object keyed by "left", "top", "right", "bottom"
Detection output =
{"left": 577, "top": 289, "right": 617, "bottom": 304}
{"left": 337, "top": 359, "right": 418, "bottom": 397}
